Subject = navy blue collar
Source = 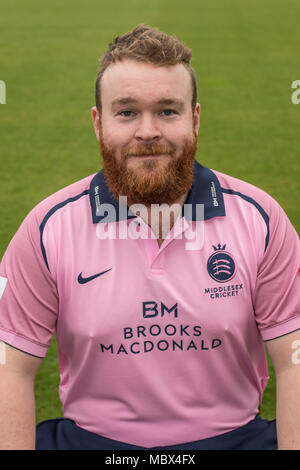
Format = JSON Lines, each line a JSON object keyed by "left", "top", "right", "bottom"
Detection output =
{"left": 89, "top": 160, "right": 225, "bottom": 223}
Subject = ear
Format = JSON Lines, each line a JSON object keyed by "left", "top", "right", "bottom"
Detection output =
{"left": 193, "top": 103, "right": 201, "bottom": 136}
{"left": 91, "top": 106, "right": 101, "bottom": 142}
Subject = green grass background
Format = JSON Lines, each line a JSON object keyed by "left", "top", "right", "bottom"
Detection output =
{"left": 1, "top": 0, "right": 299, "bottom": 424}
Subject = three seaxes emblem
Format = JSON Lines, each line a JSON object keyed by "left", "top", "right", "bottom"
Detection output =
{"left": 207, "top": 244, "right": 236, "bottom": 283}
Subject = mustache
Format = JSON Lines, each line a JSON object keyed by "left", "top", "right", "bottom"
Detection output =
{"left": 122, "top": 143, "right": 175, "bottom": 158}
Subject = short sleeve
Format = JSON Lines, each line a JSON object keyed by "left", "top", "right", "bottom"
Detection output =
{"left": 254, "top": 198, "right": 300, "bottom": 341}
{"left": 0, "top": 209, "right": 58, "bottom": 357}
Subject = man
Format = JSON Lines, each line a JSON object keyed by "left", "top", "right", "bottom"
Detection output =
{"left": 0, "top": 24, "right": 299, "bottom": 450}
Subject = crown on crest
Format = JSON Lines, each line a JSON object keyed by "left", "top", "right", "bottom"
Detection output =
{"left": 213, "top": 243, "right": 226, "bottom": 251}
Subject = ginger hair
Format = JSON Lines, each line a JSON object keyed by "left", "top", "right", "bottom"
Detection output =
{"left": 95, "top": 24, "right": 197, "bottom": 112}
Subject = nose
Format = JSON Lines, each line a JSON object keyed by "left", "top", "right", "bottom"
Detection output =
{"left": 134, "top": 113, "right": 162, "bottom": 142}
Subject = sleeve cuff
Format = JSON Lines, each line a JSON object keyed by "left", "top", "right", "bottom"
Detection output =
{"left": 0, "top": 327, "right": 48, "bottom": 358}
{"left": 260, "top": 314, "right": 300, "bottom": 341}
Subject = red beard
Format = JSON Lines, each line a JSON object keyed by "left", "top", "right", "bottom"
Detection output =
{"left": 99, "top": 129, "right": 197, "bottom": 206}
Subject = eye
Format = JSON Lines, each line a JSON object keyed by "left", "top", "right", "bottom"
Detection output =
{"left": 160, "top": 109, "right": 177, "bottom": 116}
{"left": 118, "top": 110, "right": 136, "bottom": 118}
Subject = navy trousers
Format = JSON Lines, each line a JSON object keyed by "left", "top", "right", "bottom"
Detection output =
{"left": 36, "top": 415, "right": 277, "bottom": 450}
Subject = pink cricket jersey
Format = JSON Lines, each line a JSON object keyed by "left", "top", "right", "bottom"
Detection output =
{"left": 0, "top": 161, "right": 299, "bottom": 447}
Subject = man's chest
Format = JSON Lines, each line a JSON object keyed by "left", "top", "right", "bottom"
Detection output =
{"left": 54, "top": 221, "right": 259, "bottom": 352}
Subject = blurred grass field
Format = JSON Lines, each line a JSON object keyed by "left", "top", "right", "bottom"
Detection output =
{"left": 1, "top": 0, "right": 299, "bottom": 425}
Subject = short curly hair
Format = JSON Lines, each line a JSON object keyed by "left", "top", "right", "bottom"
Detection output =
{"left": 95, "top": 24, "right": 197, "bottom": 112}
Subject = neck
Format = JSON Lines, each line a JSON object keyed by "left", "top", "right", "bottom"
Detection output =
{"left": 128, "top": 192, "right": 188, "bottom": 246}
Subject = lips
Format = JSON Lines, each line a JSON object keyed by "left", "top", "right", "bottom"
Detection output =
{"left": 131, "top": 153, "right": 166, "bottom": 158}
{"left": 122, "top": 144, "right": 174, "bottom": 159}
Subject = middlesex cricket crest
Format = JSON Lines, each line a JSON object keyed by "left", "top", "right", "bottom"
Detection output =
{"left": 207, "top": 244, "right": 236, "bottom": 283}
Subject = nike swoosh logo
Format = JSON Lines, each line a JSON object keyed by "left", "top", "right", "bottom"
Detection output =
{"left": 77, "top": 268, "right": 112, "bottom": 284}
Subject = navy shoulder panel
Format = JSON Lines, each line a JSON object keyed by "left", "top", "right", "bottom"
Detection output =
{"left": 222, "top": 188, "right": 270, "bottom": 252}
{"left": 39, "top": 190, "right": 89, "bottom": 271}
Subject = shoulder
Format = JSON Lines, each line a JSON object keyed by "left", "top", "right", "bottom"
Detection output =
{"left": 26, "top": 173, "right": 96, "bottom": 227}
{"left": 214, "top": 169, "right": 299, "bottom": 253}
{"left": 214, "top": 169, "right": 286, "bottom": 224}
{"left": 8, "top": 174, "right": 96, "bottom": 253}
{"left": 5, "top": 174, "right": 97, "bottom": 274}
{"left": 215, "top": 170, "right": 276, "bottom": 208}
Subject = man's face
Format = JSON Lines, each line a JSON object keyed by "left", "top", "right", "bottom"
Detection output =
{"left": 91, "top": 59, "right": 200, "bottom": 206}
